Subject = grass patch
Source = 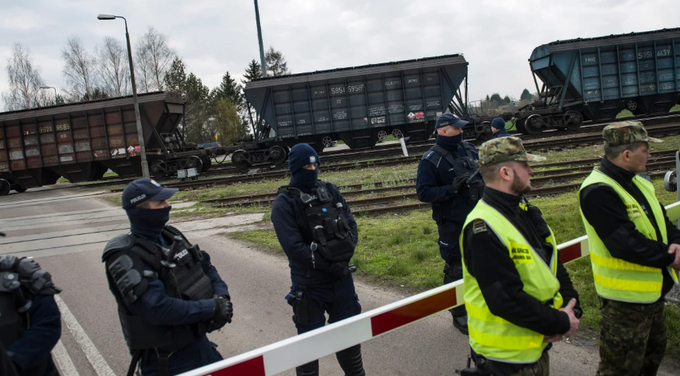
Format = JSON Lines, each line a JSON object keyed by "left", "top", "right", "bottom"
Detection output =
{"left": 228, "top": 134, "right": 680, "bottom": 359}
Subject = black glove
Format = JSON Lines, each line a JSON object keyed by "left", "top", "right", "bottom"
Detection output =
{"left": 326, "top": 262, "right": 350, "bottom": 280}
{"left": 452, "top": 172, "right": 471, "bottom": 194}
{"left": 208, "top": 296, "right": 233, "bottom": 332}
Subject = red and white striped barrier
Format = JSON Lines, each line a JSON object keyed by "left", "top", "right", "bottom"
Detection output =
{"left": 180, "top": 200, "right": 680, "bottom": 376}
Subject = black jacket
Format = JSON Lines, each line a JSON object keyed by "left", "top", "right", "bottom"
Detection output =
{"left": 271, "top": 181, "right": 358, "bottom": 285}
{"left": 416, "top": 140, "right": 479, "bottom": 225}
{"left": 462, "top": 188, "right": 578, "bottom": 337}
{"left": 579, "top": 157, "right": 680, "bottom": 299}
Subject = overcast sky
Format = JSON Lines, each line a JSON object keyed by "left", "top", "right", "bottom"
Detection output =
{"left": 1, "top": 0, "right": 678, "bottom": 110}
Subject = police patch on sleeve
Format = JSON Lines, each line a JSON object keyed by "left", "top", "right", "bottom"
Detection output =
{"left": 472, "top": 219, "right": 487, "bottom": 234}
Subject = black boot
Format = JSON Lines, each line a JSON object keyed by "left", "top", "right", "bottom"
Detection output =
{"left": 336, "top": 344, "right": 365, "bottom": 376}
{"left": 452, "top": 313, "right": 469, "bottom": 336}
{"left": 296, "top": 360, "right": 319, "bottom": 376}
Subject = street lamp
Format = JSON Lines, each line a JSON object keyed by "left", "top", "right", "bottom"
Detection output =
{"left": 253, "top": 0, "right": 267, "bottom": 78}
{"left": 39, "top": 86, "right": 57, "bottom": 98}
{"left": 97, "top": 13, "right": 150, "bottom": 178}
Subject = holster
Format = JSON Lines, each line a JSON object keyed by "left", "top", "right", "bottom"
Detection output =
{"left": 293, "top": 287, "right": 310, "bottom": 325}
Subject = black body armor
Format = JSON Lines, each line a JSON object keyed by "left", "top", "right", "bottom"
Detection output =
{"left": 0, "top": 256, "right": 60, "bottom": 374}
{"left": 279, "top": 182, "right": 355, "bottom": 262}
{"left": 429, "top": 143, "right": 484, "bottom": 205}
{"left": 102, "top": 226, "right": 214, "bottom": 353}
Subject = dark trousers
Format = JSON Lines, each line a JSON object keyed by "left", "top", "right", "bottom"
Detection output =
{"left": 438, "top": 222, "right": 466, "bottom": 317}
{"left": 471, "top": 347, "right": 550, "bottom": 376}
{"left": 139, "top": 336, "right": 223, "bottom": 376}
{"left": 597, "top": 298, "right": 666, "bottom": 376}
{"left": 286, "top": 276, "right": 364, "bottom": 376}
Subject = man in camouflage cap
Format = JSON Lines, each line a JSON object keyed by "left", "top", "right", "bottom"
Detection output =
{"left": 579, "top": 121, "right": 680, "bottom": 376}
{"left": 458, "top": 136, "right": 581, "bottom": 375}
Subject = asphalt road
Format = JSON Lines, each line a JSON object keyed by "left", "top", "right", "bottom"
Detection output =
{"left": 0, "top": 186, "right": 675, "bottom": 375}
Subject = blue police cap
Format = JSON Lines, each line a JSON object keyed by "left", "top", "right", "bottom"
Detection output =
{"left": 122, "top": 178, "right": 178, "bottom": 210}
{"left": 435, "top": 113, "right": 468, "bottom": 129}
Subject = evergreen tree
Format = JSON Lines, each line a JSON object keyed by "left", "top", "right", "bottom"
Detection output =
{"left": 163, "top": 57, "right": 187, "bottom": 93}
{"left": 242, "top": 59, "right": 262, "bottom": 83}
{"left": 183, "top": 73, "right": 211, "bottom": 143}
{"left": 212, "top": 71, "right": 243, "bottom": 111}
{"left": 520, "top": 88, "right": 533, "bottom": 101}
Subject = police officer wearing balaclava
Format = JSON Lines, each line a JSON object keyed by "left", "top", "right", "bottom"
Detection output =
{"left": 416, "top": 113, "right": 485, "bottom": 335}
{"left": 0, "top": 230, "right": 61, "bottom": 376}
{"left": 271, "top": 143, "right": 365, "bottom": 376}
{"left": 102, "top": 178, "right": 233, "bottom": 376}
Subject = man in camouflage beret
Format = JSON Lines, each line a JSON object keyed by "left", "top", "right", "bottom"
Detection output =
{"left": 579, "top": 121, "right": 680, "bottom": 376}
{"left": 459, "top": 136, "right": 581, "bottom": 375}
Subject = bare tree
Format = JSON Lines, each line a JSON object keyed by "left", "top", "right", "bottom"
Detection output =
{"left": 134, "top": 27, "right": 175, "bottom": 92}
{"left": 1, "top": 44, "right": 48, "bottom": 110}
{"left": 62, "top": 36, "right": 98, "bottom": 99}
{"left": 265, "top": 46, "right": 290, "bottom": 76}
{"left": 97, "top": 37, "right": 129, "bottom": 97}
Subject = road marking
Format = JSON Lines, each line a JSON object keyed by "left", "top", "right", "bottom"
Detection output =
{"left": 52, "top": 340, "right": 80, "bottom": 376}
{"left": 54, "top": 295, "right": 116, "bottom": 376}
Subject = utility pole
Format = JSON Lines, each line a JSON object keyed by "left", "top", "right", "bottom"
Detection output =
{"left": 254, "top": 0, "right": 267, "bottom": 78}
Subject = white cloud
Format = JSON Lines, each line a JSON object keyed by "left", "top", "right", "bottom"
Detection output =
{"left": 0, "top": 0, "right": 678, "bottom": 109}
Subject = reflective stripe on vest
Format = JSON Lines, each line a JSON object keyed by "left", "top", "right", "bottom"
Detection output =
{"left": 579, "top": 169, "right": 679, "bottom": 303}
{"left": 460, "top": 199, "right": 562, "bottom": 363}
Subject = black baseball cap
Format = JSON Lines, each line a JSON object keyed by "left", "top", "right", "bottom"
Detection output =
{"left": 121, "top": 178, "right": 178, "bottom": 210}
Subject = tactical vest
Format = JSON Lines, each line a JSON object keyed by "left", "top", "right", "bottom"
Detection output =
{"left": 461, "top": 200, "right": 563, "bottom": 364}
{"left": 103, "top": 226, "right": 214, "bottom": 352}
{"left": 278, "top": 181, "right": 355, "bottom": 262}
{"left": 579, "top": 169, "right": 679, "bottom": 303}
{"left": 426, "top": 143, "right": 484, "bottom": 206}
{"left": 0, "top": 255, "right": 60, "bottom": 374}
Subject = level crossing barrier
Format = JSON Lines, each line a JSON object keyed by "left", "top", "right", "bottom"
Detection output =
{"left": 180, "top": 200, "right": 680, "bottom": 376}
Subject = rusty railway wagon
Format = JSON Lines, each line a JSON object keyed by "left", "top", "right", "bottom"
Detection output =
{"left": 0, "top": 92, "right": 211, "bottom": 195}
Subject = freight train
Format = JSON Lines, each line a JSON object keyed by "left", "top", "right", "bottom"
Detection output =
{"left": 0, "top": 92, "right": 213, "bottom": 195}
{"left": 233, "top": 27, "right": 680, "bottom": 169}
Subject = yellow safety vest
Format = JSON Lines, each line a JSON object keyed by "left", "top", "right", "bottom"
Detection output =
{"left": 460, "top": 200, "right": 563, "bottom": 364}
{"left": 579, "top": 169, "right": 679, "bottom": 303}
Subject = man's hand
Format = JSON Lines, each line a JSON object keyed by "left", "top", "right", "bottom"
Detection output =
{"left": 543, "top": 334, "right": 562, "bottom": 343}
{"left": 208, "top": 296, "right": 233, "bottom": 332}
{"left": 559, "top": 298, "right": 580, "bottom": 337}
{"left": 326, "top": 262, "right": 350, "bottom": 280}
{"left": 668, "top": 244, "right": 680, "bottom": 271}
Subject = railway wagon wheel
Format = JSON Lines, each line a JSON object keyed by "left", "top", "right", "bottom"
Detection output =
{"left": 185, "top": 156, "right": 204, "bottom": 173}
{"left": 377, "top": 130, "right": 388, "bottom": 142}
{"left": 322, "top": 136, "right": 335, "bottom": 148}
{"left": 200, "top": 155, "right": 212, "bottom": 172}
{"left": 392, "top": 129, "right": 404, "bottom": 139}
{"left": 0, "top": 179, "right": 11, "bottom": 196}
{"left": 563, "top": 111, "right": 583, "bottom": 131}
{"left": 268, "top": 145, "right": 288, "bottom": 166}
{"left": 627, "top": 99, "right": 638, "bottom": 111}
{"left": 150, "top": 160, "right": 168, "bottom": 179}
{"left": 231, "top": 150, "right": 250, "bottom": 171}
{"left": 524, "top": 115, "right": 545, "bottom": 135}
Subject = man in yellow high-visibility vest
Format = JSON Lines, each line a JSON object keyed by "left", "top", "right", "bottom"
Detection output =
{"left": 579, "top": 121, "right": 680, "bottom": 376}
{"left": 461, "top": 136, "right": 581, "bottom": 376}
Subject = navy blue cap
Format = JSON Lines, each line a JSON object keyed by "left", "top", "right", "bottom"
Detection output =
{"left": 435, "top": 113, "right": 468, "bottom": 129}
{"left": 491, "top": 117, "right": 506, "bottom": 130}
{"left": 122, "top": 178, "right": 178, "bottom": 210}
{"left": 288, "top": 143, "right": 320, "bottom": 175}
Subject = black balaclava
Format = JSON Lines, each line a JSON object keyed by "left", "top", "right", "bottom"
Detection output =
{"left": 436, "top": 132, "right": 464, "bottom": 152}
{"left": 288, "top": 143, "right": 320, "bottom": 191}
{"left": 127, "top": 206, "right": 171, "bottom": 243}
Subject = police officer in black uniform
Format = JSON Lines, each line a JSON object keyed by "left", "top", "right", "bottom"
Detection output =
{"left": 416, "top": 113, "right": 484, "bottom": 335}
{"left": 1, "top": 230, "right": 62, "bottom": 376}
{"left": 271, "top": 143, "right": 365, "bottom": 376}
{"left": 102, "top": 178, "right": 233, "bottom": 376}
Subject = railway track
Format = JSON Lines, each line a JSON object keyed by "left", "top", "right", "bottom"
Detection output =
{"left": 67, "top": 116, "right": 680, "bottom": 192}
{"left": 198, "top": 154, "right": 676, "bottom": 216}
